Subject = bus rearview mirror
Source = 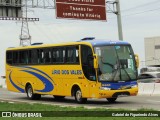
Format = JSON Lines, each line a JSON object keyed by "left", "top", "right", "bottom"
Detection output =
{"left": 93, "top": 54, "right": 98, "bottom": 69}
{"left": 135, "top": 54, "right": 139, "bottom": 68}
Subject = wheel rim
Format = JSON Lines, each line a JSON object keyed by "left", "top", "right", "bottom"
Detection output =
{"left": 76, "top": 90, "right": 82, "bottom": 101}
{"left": 28, "top": 87, "right": 33, "bottom": 98}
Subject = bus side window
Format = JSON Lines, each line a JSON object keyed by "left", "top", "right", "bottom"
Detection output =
{"left": 31, "top": 49, "right": 38, "bottom": 64}
{"left": 44, "top": 49, "right": 51, "bottom": 64}
{"left": 66, "top": 46, "right": 79, "bottom": 63}
{"left": 52, "top": 47, "right": 65, "bottom": 63}
{"left": 56, "top": 49, "right": 60, "bottom": 62}
{"left": 28, "top": 50, "right": 32, "bottom": 64}
{"left": 38, "top": 49, "right": 45, "bottom": 64}
{"left": 52, "top": 48, "right": 56, "bottom": 63}
{"left": 59, "top": 48, "right": 65, "bottom": 63}
{"left": 19, "top": 51, "right": 28, "bottom": 64}
{"left": 13, "top": 51, "right": 19, "bottom": 64}
{"left": 6, "top": 51, "right": 13, "bottom": 65}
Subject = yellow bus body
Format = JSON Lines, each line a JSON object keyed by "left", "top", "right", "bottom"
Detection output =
{"left": 6, "top": 40, "right": 138, "bottom": 101}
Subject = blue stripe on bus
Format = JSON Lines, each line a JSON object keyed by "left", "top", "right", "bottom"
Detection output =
{"left": 9, "top": 71, "right": 25, "bottom": 93}
{"left": 22, "top": 70, "right": 54, "bottom": 92}
{"left": 101, "top": 81, "right": 137, "bottom": 90}
{"left": 17, "top": 66, "right": 53, "bottom": 82}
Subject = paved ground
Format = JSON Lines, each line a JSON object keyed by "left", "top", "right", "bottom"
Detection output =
{"left": 0, "top": 88, "right": 160, "bottom": 110}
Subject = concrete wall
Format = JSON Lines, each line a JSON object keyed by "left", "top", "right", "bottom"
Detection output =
{"left": 138, "top": 83, "right": 160, "bottom": 96}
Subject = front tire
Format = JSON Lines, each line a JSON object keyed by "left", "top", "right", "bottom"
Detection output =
{"left": 107, "top": 98, "right": 117, "bottom": 103}
{"left": 75, "top": 89, "right": 87, "bottom": 104}
{"left": 26, "top": 85, "right": 41, "bottom": 100}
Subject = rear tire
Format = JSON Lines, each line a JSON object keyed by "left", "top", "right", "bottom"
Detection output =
{"left": 26, "top": 85, "right": 41, "bottom": 100}
{"left": 107, "top": 98, "right": 117, "bottom": 103}
{"left": 75, "top": 89, "right": 87, "bottom": 104}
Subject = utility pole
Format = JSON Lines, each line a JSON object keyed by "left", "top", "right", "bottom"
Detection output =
{"left": 20, "top": 0, "right": 31, "bottom": 46}
{"left": 115, "top": 0, "right": 123, "bottom": 41}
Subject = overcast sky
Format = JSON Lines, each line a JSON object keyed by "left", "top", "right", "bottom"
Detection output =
{"left": 0, "top": 0, "right": 160, "bottom": 76}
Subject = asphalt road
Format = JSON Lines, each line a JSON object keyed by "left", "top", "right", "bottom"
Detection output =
{"left": 0, "top": 88, "right": 160, "bottom": 110}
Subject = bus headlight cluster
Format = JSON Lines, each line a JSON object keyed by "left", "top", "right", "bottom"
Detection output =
{"left": 99, "top": 87, "right": 111, "bottom": 90}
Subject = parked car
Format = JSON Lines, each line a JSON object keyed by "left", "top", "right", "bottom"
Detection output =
{"left": 138, "top": 72, "right": 160, "bottom": 83}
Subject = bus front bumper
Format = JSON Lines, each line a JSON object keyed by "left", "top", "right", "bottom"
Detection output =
{"left": 97, "top": 87, "right": 138, "bottom": 98}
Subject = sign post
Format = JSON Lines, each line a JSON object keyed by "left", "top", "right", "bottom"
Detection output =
{"left": 115, "top": 0, "right": 123, "bottom": 41}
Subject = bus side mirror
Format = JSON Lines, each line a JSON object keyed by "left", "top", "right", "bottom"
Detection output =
{"left": 93, "top": 54, "right": 98, "bottom": 69}
{"left": 135, "top": 54, "right": 139, "bottom": 68}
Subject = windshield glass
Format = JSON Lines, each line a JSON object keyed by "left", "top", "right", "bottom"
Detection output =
{"left": 94, "top": 45, "right": 137, "bottom": 82}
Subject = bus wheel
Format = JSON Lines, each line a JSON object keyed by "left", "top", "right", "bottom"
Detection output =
{"left": 54, "top": 96, "right": 65, "bottom": 100}
{"left": 75, "top": 89, "right": 87, "bottom": 104}
{"left": 26, "top": 85, "right": 41, "bottom": 100}
{"left": 106, "top": 98, "right": 117, "bottom": 103}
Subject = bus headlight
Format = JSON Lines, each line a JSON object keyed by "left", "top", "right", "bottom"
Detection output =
{"left": 131, "top": 85, "right": 138, "bottom": 88}
{"left": 99, "top": 87, "right": 111, "bottom": 90}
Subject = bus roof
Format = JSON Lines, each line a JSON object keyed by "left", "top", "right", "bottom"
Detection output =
{"left": 78, "top": 39, "right": 130, "bottom": 47}
{"left": 6, "top": 38, "right": 130, "bottom": 50}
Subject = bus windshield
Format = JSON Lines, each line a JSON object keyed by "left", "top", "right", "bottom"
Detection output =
{"left": 94, "top": 45, "right": 137, "bottom": 82}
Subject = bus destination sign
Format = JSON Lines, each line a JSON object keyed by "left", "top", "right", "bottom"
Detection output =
{"left": 56, "top": 0, "right": 107, "bottom": 21}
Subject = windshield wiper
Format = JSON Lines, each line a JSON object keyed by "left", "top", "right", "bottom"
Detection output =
{"left": 112, "top": 68, "right": 120, "bottom": 82}
{"left": 100, "top": 57, "right": 114, "bottom": 68}
{"left": 121, "top": 67, "right": 132, "bottom": 80}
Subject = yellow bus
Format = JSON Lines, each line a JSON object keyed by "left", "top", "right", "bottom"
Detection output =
{"left": 6, "top": 38, "right": 139, "bottom": 103}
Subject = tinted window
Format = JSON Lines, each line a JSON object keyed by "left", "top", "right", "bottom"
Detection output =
{"left": 38, "top": 49, "right": 45, "bottom": 64}
{"left": 13, "top": 51, "right": 19, "bottom": 64}
{"left": 52, "top": 48, "right": 65, "bottom": 63}
{"left": 28, "top": 50, "right": 32, "bottom": 64}
{"left": 31, "top": 49, "right": 38, "bottom": 64}
{"left": 66, "top": 46, "right": 79, "bottom": 63}
{"left": 19, "top": 51, "right": 28, "bottom": 64}
{"left": 6, "top": 51, "right": 13, "bottom": 64}
{"left": 44, "top": 49, "right": 51, "bottom": 63}
{"left": 81, "top": 45, "right": 95, "bottom": 81}
{"left": 7, "top": 46, "right": 80, "bottom": 65}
